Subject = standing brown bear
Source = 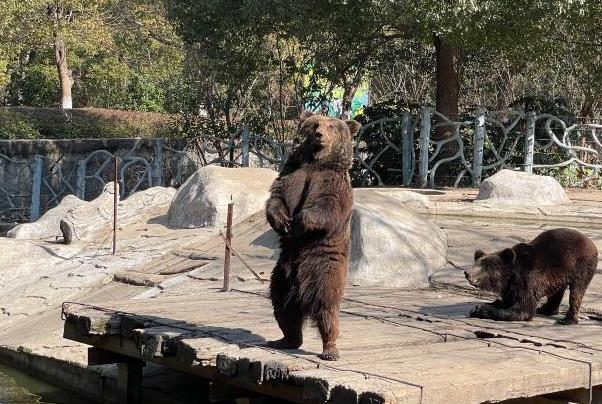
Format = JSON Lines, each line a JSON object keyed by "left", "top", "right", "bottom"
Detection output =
{"left": 265, "top": 110, "right": 360, "bottom": 361}
{"left": 465, "top": 228, "right": 598, "bottom": 324}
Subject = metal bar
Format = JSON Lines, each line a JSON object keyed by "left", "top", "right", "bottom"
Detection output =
{"left": 524, "top": 111, "right": 536, "bottom": 173}
{"left": 472, "top": 107, "right": 486, "bottom": 186}
{"left": 76, "top": 160, "right": 86, "bottom": 199}
{"left": 223, "top": 200, "right": 234, "bottom": 292}
{"left": 229, "top": 134, "right": 235, "bottom": 167}
{"left": 241, "top": 125, "right": 250, "bottom": 167}
{"left": 113, "top": 156, "right": 119, "bottom": 255}
{"left": 30, "top": 155, "right": 43, "bottom": 221}
{"left": 418, "top": 107, "right": 431, "bottom": 188}
{"left": 153, "top": 138, "right": 164, "bottom": 186}
{"left": 401, "top": 112, "right": 412, "bottom": 186}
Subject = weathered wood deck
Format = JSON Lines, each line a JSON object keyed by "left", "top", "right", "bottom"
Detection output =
{"left": 62, "top": 282, "right": 602, "bottom": 404}
{"left": 59, "top": 203, "right": 602, "bottom": 404}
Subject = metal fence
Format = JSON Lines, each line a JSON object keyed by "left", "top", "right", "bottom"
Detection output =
{"left": 0, "top": 129, "right": 294, "bottom": 224}
{"left": 2, "top": 108, "right": 602, "bottom": 224}
{"left": 354, "top": 107, "right": 602, "bottom": 188}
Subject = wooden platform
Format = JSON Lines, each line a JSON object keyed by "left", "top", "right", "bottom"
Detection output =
{"left": 62, "top": 283, "right": 602, "bottom": 404}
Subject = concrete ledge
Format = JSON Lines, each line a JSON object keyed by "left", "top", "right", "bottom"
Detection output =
{"left": 0, "top": 345, "right": 118, "bottom": 403}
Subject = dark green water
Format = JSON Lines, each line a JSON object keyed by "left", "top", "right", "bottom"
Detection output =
{"left": 0, "top": 363, "right": 85, "bottom": 404}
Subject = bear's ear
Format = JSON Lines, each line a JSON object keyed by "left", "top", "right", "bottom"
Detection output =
{"left": 474, "top": 249, "right": 486, "bottom": 261}
{"left": 345, "top": 120, "right": 361, "bottom": 136}
{"left": 513, "top": 243, "right": 534, "bottom": 262}
{"left": 299, "top": 110, "right": 315, "bottom": 122}
{"left": 500, "top": 248, "right": 516, "bottom": 264}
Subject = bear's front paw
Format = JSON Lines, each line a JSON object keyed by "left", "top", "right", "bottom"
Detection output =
{"left": 470, "top": 304, "right": 492, "bottom": 319}
{"left": 290, "top": 212, "right": 310, "bottom": 237}
{"left": 267, "top": 205, "right": 291, "bottom": 236}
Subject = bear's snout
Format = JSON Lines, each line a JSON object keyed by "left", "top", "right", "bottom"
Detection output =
{"left": 313, "top": 131, "right": 325, "bottom": 145}
{"left": 464, "top": 268, "right": 480, "bottom": 288}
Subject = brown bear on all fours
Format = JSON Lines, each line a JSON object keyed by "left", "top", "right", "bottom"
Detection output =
{"left": 265, "top": 110, "right": 360, "bottom": 361}
{"left": 465, "top": 228, "right": 598, "bottom": 324}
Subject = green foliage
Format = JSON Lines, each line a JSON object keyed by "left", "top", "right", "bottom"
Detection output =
{"left": 77, "top": 58, "right": 167, "bottom": 112}
{"left": 0, "top": 107, "right": 174, "bottom": 139}
{"left": 19, "top": 63, "right": 59, "bottom": 107}
{"left": 1, "top": 0, "right": 184, "bottom": 113}
{"left": 1, "top": 0, "right": 600, "bottom": 148}
{"left": 538, "top": 166, "right": 602, "bottom": 189}
{"left": 0, "top": 110, "right": 40, "bottom": 139}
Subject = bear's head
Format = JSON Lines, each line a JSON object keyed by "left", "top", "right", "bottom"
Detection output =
{"left": 464, "top": 243, "right": 535, "bottom": 294}
{"left": 296, "top": 110, "right": 360, "bottom": 169}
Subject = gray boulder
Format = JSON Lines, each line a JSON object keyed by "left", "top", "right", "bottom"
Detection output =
{"left": 349, "top": 191, "right": 447, "bottom": 288}
{"left": 167, "top": 165, "right": 278, "bottom": 228}
{"left": 475, "top": 169, "right": 569, "bottom": 205}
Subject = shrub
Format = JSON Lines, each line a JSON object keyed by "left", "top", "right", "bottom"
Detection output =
{"left": 0, "top": 107, "right": 176, "bottom": 139}
{"left": 0, "top": 110, "right": 40, "bottom": 139}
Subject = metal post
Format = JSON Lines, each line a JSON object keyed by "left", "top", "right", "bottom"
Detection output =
{"left": 30, "top": 155, "right": 43, "bottom": 221}
{"left": 472, "top": 107, "right": 486, "bottom": 186}
{"left": 153, "top": 138, "right": 164, "bottom": 186}
{"left": 401, "top": 112, "right": 412, "bottom": 186}
{"left": 113, "top": 157, "right": 119, "bottom": 255}
{"left": 76, "top": 160, "right": 86, "bottom": 199}
{"left": 223, "top": 200, "right": 234, "bottom": 292}
{"left": 241, "top": 125, "right": 250, "bottom": 167}
{"left": 418, "top": 107, "right": 431, "bottom": 188}
{"left": 229, "top": 133, "right": 235, "bottom": 167}
{"left": 524, "top": 110, "right": 536, "bottom": 174}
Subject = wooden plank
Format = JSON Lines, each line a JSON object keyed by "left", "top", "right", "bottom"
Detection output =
{"left": 113, "top": 271, "right": 166, "bottom": 287}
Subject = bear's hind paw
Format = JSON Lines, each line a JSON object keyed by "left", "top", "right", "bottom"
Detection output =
{"left": 265, "top": 338, "right": 302, "bottom": 350}
{"left": 536, "top": 306, "right": 559, "bottom": 316}
{"left": 470, "top": 304, "right": 490, "bottom": 318}
{"left": 318, "top": 347, "right": 340, "bottom": 361}
{"left": 556, "top": 317, "right": 579, "bottom": 325}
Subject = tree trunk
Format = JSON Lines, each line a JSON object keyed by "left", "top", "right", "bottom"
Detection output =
{"left": 340, "top": 81, "right": 359, "bottom": 120}
{"left": 53, "top": 33, "right": 73, "bottom": 109}
{"left": 579, "top": 93, "right": 600, "bottom": 121}
{"left": 434, "top": 35, "right": 459, "bottom": 126}
{"left": 432, "top": 35, "right": 461, "bottom": 185}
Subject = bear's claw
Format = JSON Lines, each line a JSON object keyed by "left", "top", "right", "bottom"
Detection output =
{"left": 470, "top": 304, "right": 493, "bottom": 319}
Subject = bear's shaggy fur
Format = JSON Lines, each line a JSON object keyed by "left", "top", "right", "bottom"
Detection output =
{"left": 265, "top": 110, "right": 360, "bottom": 360}
{"left": 465, "top": 228, "right": 598, "bottom": 324}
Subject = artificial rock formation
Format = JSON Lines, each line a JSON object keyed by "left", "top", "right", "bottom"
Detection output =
{"left": 475, "top": 169, "right": 569, "bottom": 206}
{"left": 167, "top": 165, "right": 278, "bottom": 229}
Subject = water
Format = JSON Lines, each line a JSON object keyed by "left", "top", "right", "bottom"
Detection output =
{"left": 0, "top": 363, "right": 86, "bottom": 404}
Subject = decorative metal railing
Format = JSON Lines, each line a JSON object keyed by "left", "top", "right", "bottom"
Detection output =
{"left": 352, "top": 108, "right": 602, "bottom": 188}
{"left": 2, "top": 109, "right": 601, "bottom": 223}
